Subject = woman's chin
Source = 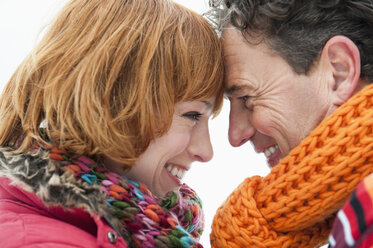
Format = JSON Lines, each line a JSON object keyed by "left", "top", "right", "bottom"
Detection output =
{"left": 155, "top": 183, "right": 181, "bottom": 198}
{"left": 153, "top": 169, "right": 182, "bottom": 197}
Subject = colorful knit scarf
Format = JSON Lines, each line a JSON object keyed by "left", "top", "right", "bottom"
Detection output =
{"left": 45, "top": 147, "right": 204, "bottom": 248}
{"left": 211, "top": 84, "right": 373, "bottom": 248}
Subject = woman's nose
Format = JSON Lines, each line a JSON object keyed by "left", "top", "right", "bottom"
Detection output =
{"left": 187, "top": 123, "right": 213, "bottom": 162}
{"left": 228, "top": 103, "right": 255, "bottom": 147}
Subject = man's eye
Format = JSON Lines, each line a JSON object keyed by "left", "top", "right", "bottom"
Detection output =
{"left": 238, "top": 95, "right": 254, "bottom": 111}
{"left": 183, "top": 112, "right": 202, "bottom": 121}
{"left": 239, "top": 95, "right": 250, "bottom": 104}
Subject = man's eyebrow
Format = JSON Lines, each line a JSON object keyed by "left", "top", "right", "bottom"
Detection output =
{"left": 225, "top": 85, "right": 244, "bottom": 97}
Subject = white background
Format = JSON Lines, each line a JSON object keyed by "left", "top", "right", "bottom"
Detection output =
{"left": 0, "top": 1, "right": 269, "bottom": 247}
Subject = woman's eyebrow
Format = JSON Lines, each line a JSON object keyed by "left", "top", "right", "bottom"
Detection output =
{"left": 201, "top": 100, "right": 213, "bottom": 110}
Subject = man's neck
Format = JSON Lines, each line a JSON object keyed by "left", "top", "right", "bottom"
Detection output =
{"left": 355, "top": 79, "right": 371, "bottom": 95}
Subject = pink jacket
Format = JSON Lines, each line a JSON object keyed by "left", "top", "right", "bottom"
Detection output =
{"left": 0, "top": 177, "right": 128, "bottom": 248}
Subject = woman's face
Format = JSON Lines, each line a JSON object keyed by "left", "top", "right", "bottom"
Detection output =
{"left": 124, "top": 98, "right": 215, "bottom": 197}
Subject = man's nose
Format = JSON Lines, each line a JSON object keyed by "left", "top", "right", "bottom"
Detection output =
{"left": 228, "top": 104, "right": 255, "bottom": 147}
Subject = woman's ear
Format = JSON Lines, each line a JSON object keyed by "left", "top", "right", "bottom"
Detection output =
{"left": 320, "top": 35, "right": 361, "bottom": 106}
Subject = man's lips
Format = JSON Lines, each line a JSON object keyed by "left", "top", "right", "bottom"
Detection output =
{"left": 267, "top": 148, "right": 282, "bottom": 168}
{"left": 255, "top": 144, "right": 281, "bottom": 168}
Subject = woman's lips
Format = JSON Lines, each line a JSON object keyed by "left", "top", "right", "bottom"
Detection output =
{"left": 165, "top": 163, "right": 188, "bottom": 185}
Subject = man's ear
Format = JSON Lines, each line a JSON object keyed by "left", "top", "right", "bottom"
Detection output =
{"left": 320, "top": 35, "right": 361, "bottom": 106}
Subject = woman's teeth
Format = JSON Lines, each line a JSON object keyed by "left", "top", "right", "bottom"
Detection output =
{"left": 264, "top": 144, "right": 278, "bottom": 158}
{"left": 166, "top": 164, "right": 186, "bottom": 180}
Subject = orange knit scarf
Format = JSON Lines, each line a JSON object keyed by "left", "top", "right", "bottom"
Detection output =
{"left": 211, "top": 84, "right": 373, "bottom": 248}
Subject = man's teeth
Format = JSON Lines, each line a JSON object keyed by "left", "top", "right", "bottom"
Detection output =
{"left": 166, "top": 164, "right": 186, "bottom": 180}
{"left": 264, "top": 144, "right": 278, "bottom": 158}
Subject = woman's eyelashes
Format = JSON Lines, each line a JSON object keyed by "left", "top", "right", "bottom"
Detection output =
{"left": 182, "top": 111, "right": 202, "bottom": 121}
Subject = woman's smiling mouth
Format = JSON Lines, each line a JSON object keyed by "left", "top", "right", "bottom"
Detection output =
{"left": 165, "top": 163, "right": 188, "bottom": 183}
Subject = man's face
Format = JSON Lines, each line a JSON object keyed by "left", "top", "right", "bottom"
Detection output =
{"left": 223, "top": 28, "right": 337, "bottom": 168}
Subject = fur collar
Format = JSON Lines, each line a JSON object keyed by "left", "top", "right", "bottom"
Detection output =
{"left": 0, "top": 147, "right": 121, "bottom": 233}
{"left": 0, "top": 147, "right": 205, "bottom": 247}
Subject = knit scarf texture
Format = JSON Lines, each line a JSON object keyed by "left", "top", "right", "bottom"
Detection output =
{"left": 45, "top": 147, "right": 204, "bottom": 248}
{"left": 211, "top": 84, "right": 373, "bottom": 248}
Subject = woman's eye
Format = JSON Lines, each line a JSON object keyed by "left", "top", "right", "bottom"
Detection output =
{"left": 183, "top": 112, "right": 202, "bottom": 121}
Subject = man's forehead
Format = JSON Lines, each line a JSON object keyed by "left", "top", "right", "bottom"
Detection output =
{"left": 222, "top": 27, "right": 247, "bottom": 46}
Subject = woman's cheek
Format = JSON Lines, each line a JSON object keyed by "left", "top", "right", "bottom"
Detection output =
{"left": 172, "top": 132, "right": 192, "bottom": 155}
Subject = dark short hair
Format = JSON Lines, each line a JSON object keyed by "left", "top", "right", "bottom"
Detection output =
{"left": 208, "top": 0, "right": 373, "bottom": 80}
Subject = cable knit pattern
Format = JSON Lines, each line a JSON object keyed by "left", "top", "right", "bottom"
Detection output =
{"left": 211, "top": 84, "right": 373, "bottom": 248}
